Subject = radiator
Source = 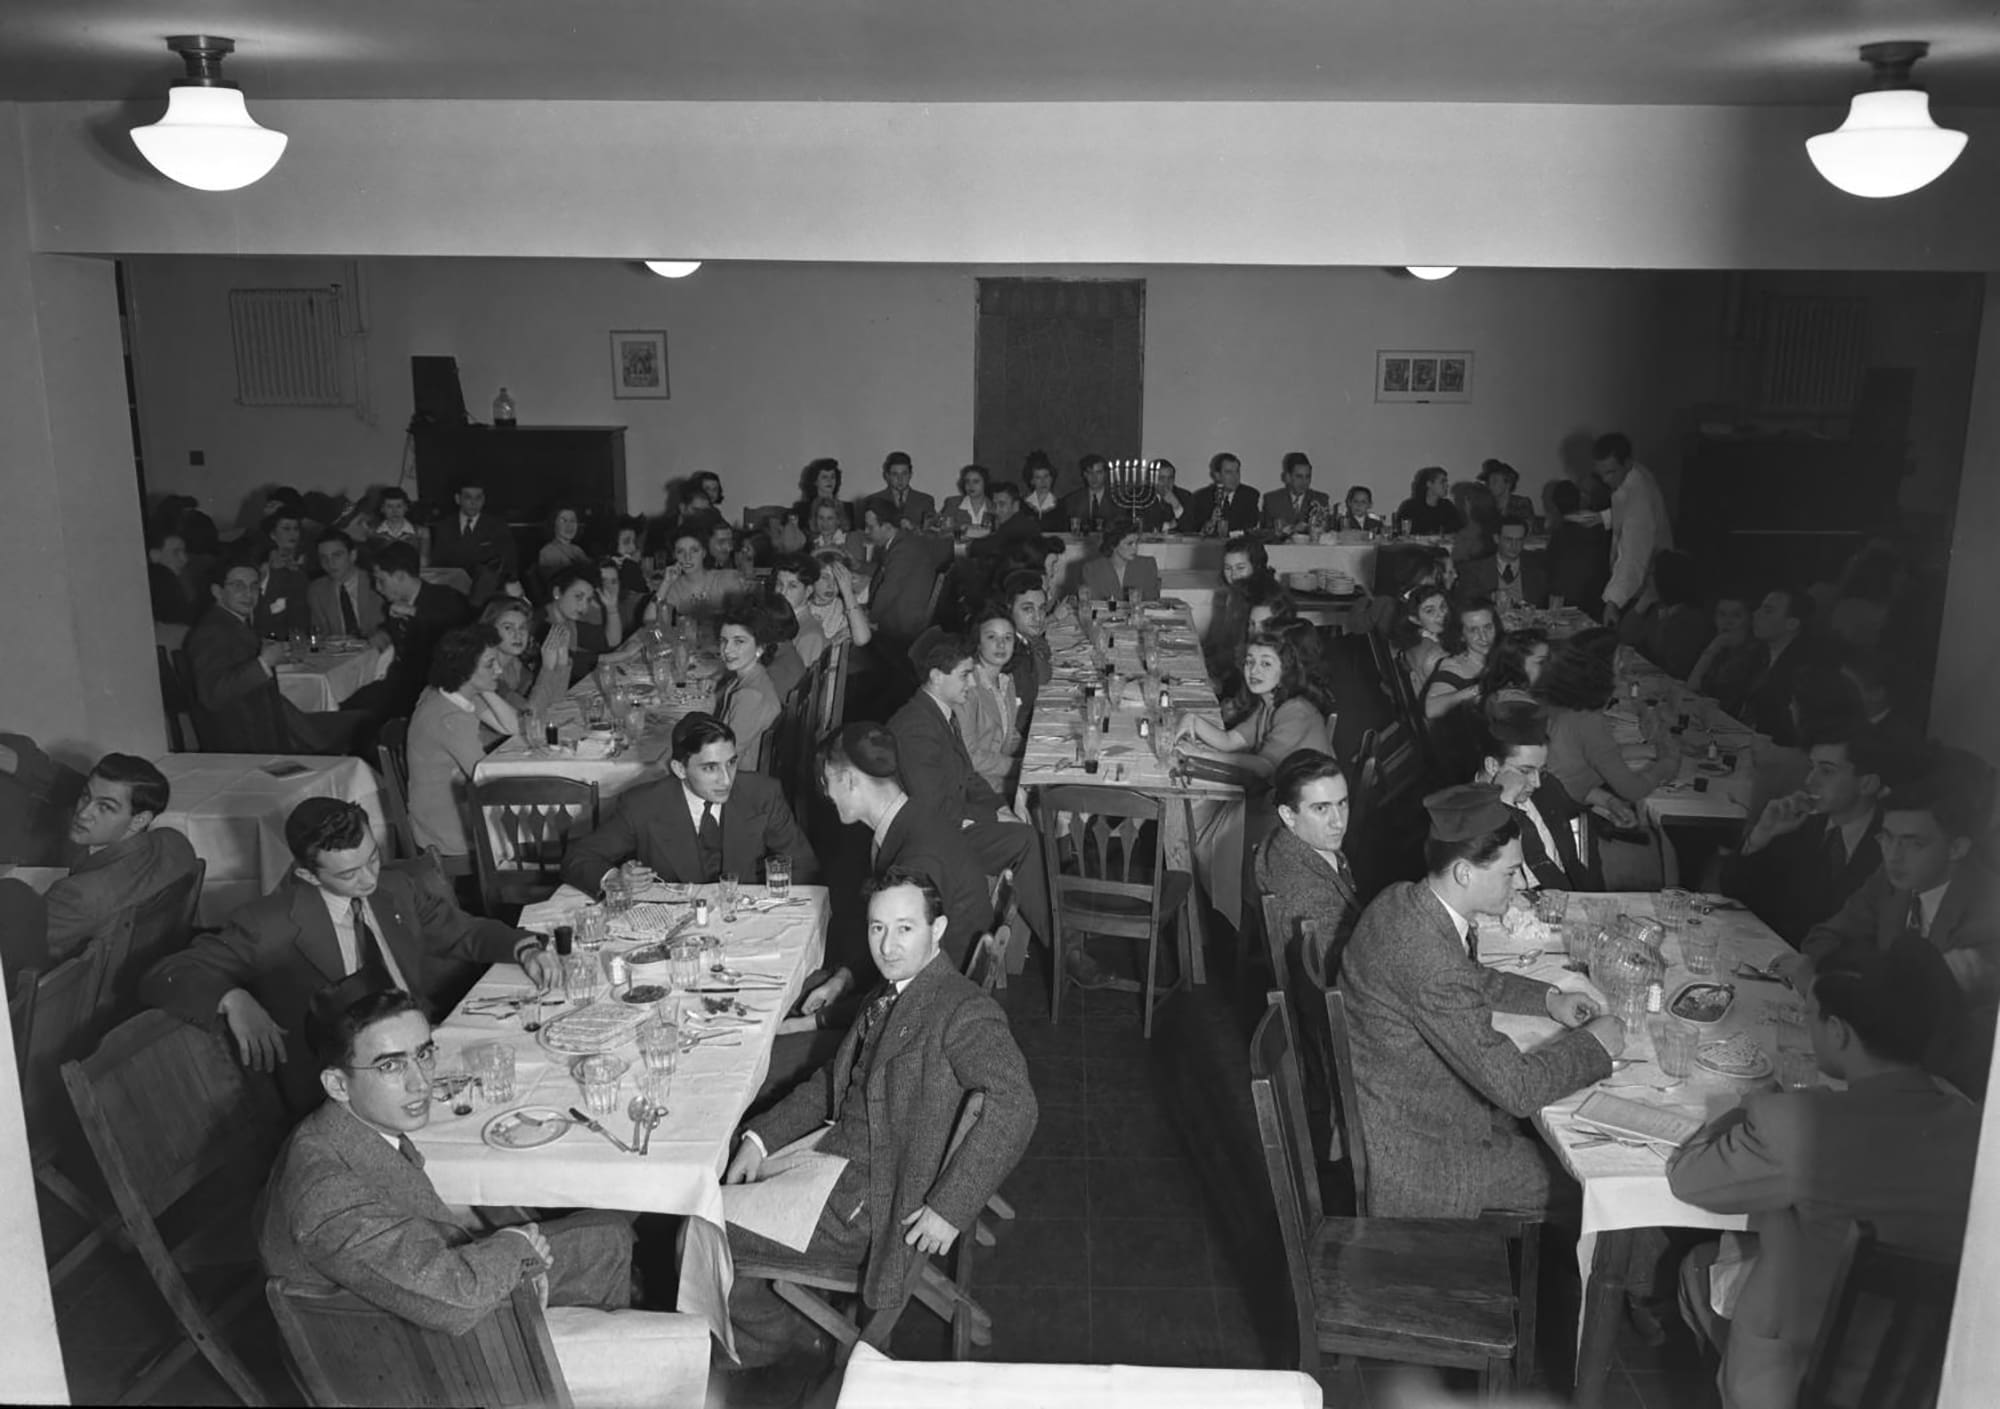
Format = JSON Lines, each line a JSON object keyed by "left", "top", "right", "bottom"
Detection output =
{"left": 1755, "top": 295, "right": 1865, "bottom": 416}
{"left": 228, "top": 287, "right": 346, "bottom": 407}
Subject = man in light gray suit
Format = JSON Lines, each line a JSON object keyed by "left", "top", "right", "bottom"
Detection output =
{"left": 1341, "top": 784, "right": 1625, "bottom": 1217}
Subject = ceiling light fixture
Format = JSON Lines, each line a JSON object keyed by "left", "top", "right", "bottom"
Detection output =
{"left": 1406, "top": 266, "right": 1458, "bottom": 281}
{"left": 1806, "top": 41, "right": 1966, "bottom": 198}
{"left": 130, "top": 36, "right": 287, "bottom": 192}
{"left": 644, "top": 261, "right": 703, "bottom": 279}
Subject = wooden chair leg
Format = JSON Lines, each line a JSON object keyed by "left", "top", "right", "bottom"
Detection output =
{"left": 1142, "top": 923, "right": 1162, "bottom": 1039}
{"left": 1514, "top": 1221, "right": 1540, "bottom": 1390}
{"left": 771, "top": 1282, "right": 862, "bottom": 1353}
{"left": 1049, "top": 925, "right": 1067, "bottom": 1025}
{"left": 986, "top": 1193, "right": 1016, "bottom": 1223}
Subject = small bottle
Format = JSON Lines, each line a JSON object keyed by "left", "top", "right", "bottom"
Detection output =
{"left": 493, "top": 387, "right": 517, "bottom": 427}
{"left": 694, "top": 898, "right": 711, "bottom": 928}
{"left": 553, "top": 924, "right": 574, "bottom": 958}
{"left": 1158, "top": 686, "right": 1172, "bottom": 714}
{"left": 1136, "top": 716, "right": 1152, "bottom": 741}
{"left": 607, "top": 954, "right": 630, "bottom": 993}
{"left": 1645, "top": 979, "right": 1665, "bottom": 1015}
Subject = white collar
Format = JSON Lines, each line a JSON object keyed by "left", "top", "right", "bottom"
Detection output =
{"left": 441, "top": 690, "right": 476, "bottom": 713}
{"left": 682, "top": 781, "right": 718, "bottom": 830}
{"left": 872, "top": 793, "right": 910, "bottom": 853}
{"left": 1917, "top": 878, "right": 1953, "bottom": 931}
{"left": 925, "top": 689, "right": 953, "bottom": 720}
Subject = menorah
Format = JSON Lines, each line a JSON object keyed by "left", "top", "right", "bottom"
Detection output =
{"left": 1106, "top": 458, "right": 1163, "bottom": 522}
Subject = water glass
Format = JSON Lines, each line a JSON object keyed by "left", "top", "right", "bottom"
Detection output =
{"left": 1657, "top": 889, "right": 1693, "bottom": 933}
{"left": 718, "top": 873, "right": 741, "bottom": 923}
{"left": 576, "top": 905, "right": 609, "bottom": 951}
{"left": 573, "top": 1054, "right": 627, "bottom": 1118}
{"left": 667, "top": 937, "right": 703, "bottom": 993}
{"left": 765, "top": 853, "right": 792, "bottom": 902}
{"left": 1776, "top": 1048, "right": 1819, "bottom": 1092}
{"left": 1562, "top": 919, "right": 1599, "bottom": 968}
{"left": 637, "top": 1019, "right": 680, "bottom": 1075}
{"left": 467, "top": 1042, "right": 516, "bottom": 1104}
{"left": 1649, "top": 1016, "right": 1698, "bottom": 1080}
{"left": 603, "top": 873, "right": 632, "bottom": 918}
{"left": 1532, "top": 891, "right": 1569, "bottom": 927}
{"left": 699, "top": 932, "right": 725, "bottom": 975}
{"left": 563, "top": 951, "right": 605, "bottom": 1005}
{"left": 1681, "top": 925, "right": 1721, "bottom": 976}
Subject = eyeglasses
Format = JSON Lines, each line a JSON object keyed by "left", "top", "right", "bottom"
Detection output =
{"left": 350, "top": 1042, "right": 440, "bottom": 1080}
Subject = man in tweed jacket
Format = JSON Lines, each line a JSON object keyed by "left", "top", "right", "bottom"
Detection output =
{"left": 721, "top": 869, "right": 1037, "bottom": 1367}
{"left": 1341, "top": 785, "right": 1625, "bottom": 1217}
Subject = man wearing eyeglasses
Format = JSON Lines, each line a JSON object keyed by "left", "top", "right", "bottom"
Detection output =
{"left": 259, "top": 984, "right": 705, "bottom": 1406}
{"left": 142, "top": 797, "right": 551, "bottom": 1111}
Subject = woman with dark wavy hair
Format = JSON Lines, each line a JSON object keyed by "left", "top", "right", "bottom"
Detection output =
{"left": 1394, "top": 583, "right": 1453, "bottom": 696}
{"left": 1394, "top": 465, "right": 1464, "bottom": 537}
{"left": 1480, "top": 627, "right": 1550, "bottom": 711}
{"left": 407, "top": 625, "right": 519, "bottom": 857}
{"left": 793, "top": 457, "right": 849, "bottom": 535}
{"left": 1422, "top": 597, "right": 1498, "bottom": 721}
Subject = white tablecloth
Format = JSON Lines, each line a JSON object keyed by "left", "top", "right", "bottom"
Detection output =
{"left": 1485, "top": 892, "right": 1800, "bottom": 1348}
{"left": 473, "top": 663, "right": 716, "bottom": 803}
{"left": 275, "top": 644, "right": 383, "bottom": 713}
{"left": 153, "top": 753, "right": 386, "bottom": 924}
{"left": 0, "top": 865, "right": 62, "bottom": 895}
{"left": 418, "top": 883, "right": 827, "bottom": 1356}
{"left": 836, "top": 1342, "right": 1322, "bottom": 1408}
{"left": 1606, "top": 653, "right": 1764, "bottom": 828}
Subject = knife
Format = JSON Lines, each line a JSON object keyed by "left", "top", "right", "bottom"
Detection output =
{"left": 568, "top": 1106, "right": 637, "bottom": 1154}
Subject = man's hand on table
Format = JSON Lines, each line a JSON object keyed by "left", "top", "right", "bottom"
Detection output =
{"left": 1545, "top": 990, "right": 1601, "bottom": 1029}
{"left": 1592, "top": 796, "right": 1640, "bottom": 830}
{"left": 723, "top": 1138, "right": 764, "bottom": 1185}
{"left": 518, "top": 946, "right": 556, "bottom": 990}
{"left": 218, "top": 989, "right": 288, "bottom": 1069}
{"left": 800, "top": 966, "right": 853, "bottom": 1017}
{"left": 901, "top": 1205, "right": 959, "bottom": 1255}
{"left": 1583, "top": 1015, "right": 1627, "bottom": 1058}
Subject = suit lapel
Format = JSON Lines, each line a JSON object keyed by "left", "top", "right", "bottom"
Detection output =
{"left": 657, "top": 782, "right": 704, "bottom": 885}
{"left": 871, "top": 959, "right": 947, "bottom": 1074}
{"left": 287, "top": 883, "right": 350, "bottom": 987}
{"left": 370, "top": 872, "right": 428, "bottom": 991}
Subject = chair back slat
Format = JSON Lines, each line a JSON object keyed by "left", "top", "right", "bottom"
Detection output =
{"left": 471, "top": 777, "right": 600, "bottom": 912}
{"left": 814, "top": 641, "right": 850, "bottom": 737}
{"left": 268, "top": 1279, "right": 573, "bottom": 1409}
{"left": 11, "top": 967, "right": 38, "bottom": 1074}
{"left": 24, "top": 950, "right": 103, "bottom": 1139}
{"left": 62, "top": 1009, "right": 284, "bottom": 1219}
{"left": 1247, "top": 994, "right": 1324, "bottom": 1375}
{"left": 376, "top": 718, "right": 418, "bottom": 860}
{"left": 1798, "top": 1222, "right": 1958, "bottom": 1409}
{"left": 1322, "top": 986, "right": 1370, "bottom": 1213}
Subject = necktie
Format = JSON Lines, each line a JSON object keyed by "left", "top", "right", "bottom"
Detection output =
{"left": 854, "top": 989, "right": 897, "bottom": 1075}
{"left": 396, "top": 1134, "right": 425, "bottom": 1169}
{"left": 1906, "top": 895, "right": 1926, "bottom": 941}
{"left": 1464, "top": 923, "right": 1479, "bottom": 964}
{"left": 340, "top": 581, "right": 362, "bottom": 635}
{"left": 697, "top": 803, "right": 724, "bottom": 883}
{"left": 1502, "top": 564, "right": 1516, "bottom": 585}
{"left": 463, "top": 516, "right": 475, "bottom": 535}
{"left": 1823, "top": 825, "right": 1847, "bottom": 879}
{"left": 894, "top": 491, "right": 905, "bottom": 512}
{"left": 349, "top": 899, "right": 396, "bottom": 992}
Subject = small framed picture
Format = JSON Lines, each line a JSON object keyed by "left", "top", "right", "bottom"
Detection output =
{"left": 609, "top": 329, "right": 670, "bottom": 400}
{"left": 1377, "top": 349, "right": 1473, "bottom": 403}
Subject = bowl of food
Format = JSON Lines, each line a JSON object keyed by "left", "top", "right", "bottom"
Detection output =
{"left": 624, "top": 942, "right": 671, "bottom": 984}
{"left": 1668, "top": 981, "right": 1734, "bottom": 1025}
{"left": 1694, "top": 1032, "right": 1772, "bottom": 1082}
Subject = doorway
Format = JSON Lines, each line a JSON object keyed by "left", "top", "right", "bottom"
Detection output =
{"left": 973, "top": 279, "right": 1145, "bottom": 499}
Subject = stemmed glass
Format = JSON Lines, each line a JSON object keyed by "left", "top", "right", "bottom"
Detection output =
{"left": 718, "top": 873, "right": 741, "bottom": 924}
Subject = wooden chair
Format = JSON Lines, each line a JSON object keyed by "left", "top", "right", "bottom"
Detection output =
{"left": 378, "top": 718, "right": 475, "bottom": 880}
{"left": 812, "top": 641, "right": 851, "bottom": 737}
{"left": 61, "top": 1009, "right": 288, "bottom": 1404}
{"left": 10, "top": 966, "right": 36, "bottom": 1076}
{"left": 1797, "top": 1222, "right": 1959, "bottom": 1409}
{"left": 268, "top": 1280, "right": 572, "bottom": 1409}
{"left": 1033, "top": 784, "right": 1194, "bottom": 1035}
{"left": 25, "top": 948, "right": 115, "bottom": 1287}
{"left": 921, "top": 571, "right": 948, "bottom": 631}
{"left": 469, "top": 776, "right": 600, "bottom": 914}
{"left": 1248, "top": 993, "right": 1519, "bottom": 1395}
{"left": 158, "top": 645, "right": 196, "bottom": 752}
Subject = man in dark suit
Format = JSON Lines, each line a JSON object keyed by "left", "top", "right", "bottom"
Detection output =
{"left": 859, "top": 451, "right": 937, "bottom": 531}
{"left": 1457, "top": 517, "right": 1549, "bottom": 609}
{"left": 307, "top": 535, "right": 385, "bottom": 639}
{"left": 252, "top": 509, "right": 313, "bottom": 639}
{"left": 860, "top": 504, "right": 951, "bottom": 652}
{"left": 1260, "top": 452, "right": 1331, "bottom": 537}
{"left": 186, "top": 559, "right": 357, "bottom": 754}
{"left": 368, "top": 540, "right": 474, "bottom": 715}
{"left": 259, "top": 985, "right": 702, "bottom": 1404}
{"left": 142, "top": 799, "right": 547, "bottom": 1111}
{"left": 721, "top": 870, "right": 1036, "bottom": 1369}
{"left": 1185, "top": 452, "right": 1261, "bottom": 538}
{"left": 1474, "top": 704, "right": 1595, "bottom": 892}
{"left": 1059, "top": 456, "right": 1119, "bottom": 530}
{"left": 1341, "top": 786, "right": 1623, "bottom": 1217}
{"left": 1669, "top": 949, "right": 1981, "bottom": 1409}
{"left": 561, "top": 713, "right": 818, "bottom": 895}
{"left": 1739, "top": 588, "right": 1827, "bottom": 748}
{"left": 1132, "top": 460, "right": 1194, "bottom": 534}
{"left": 1725, "top": 724, "right": 1892, "bottom": 943}
{"left": 1254, "top": 750, "right": 1361, "bottom": 990}
{"left": 887, "top": 631, "right": 1057, "bottom": 971}
{"left": 44, "top": 754, "right": 199, "bottom": 960}
{"left": 427, "top": 480, "right": 518, "bottom": 603}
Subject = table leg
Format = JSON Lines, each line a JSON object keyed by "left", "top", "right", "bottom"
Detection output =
{"left": 1573, "top": 1227, "right": 1631, "bottom": 1406}
{"left": 1178, "top": 796, "right": 1208, "bottom": 985}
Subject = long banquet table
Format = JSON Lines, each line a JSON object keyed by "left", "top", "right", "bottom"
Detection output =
{"left": 1481, "top": 890, "right": 1808, "bottom": 1405}
{"left": 417, "top": 881, "right": 828, "bottom": 1357}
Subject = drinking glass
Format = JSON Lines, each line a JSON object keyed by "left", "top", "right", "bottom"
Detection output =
{"left": 717, "top": 873, "right": 741, "bottom": 923}
{"left": 467, "top": 1042, "right": 516, "bottom": 1104}
{"left": 765, "top": 854, "right": 792, "bottom": 902}
{"left": 573, "top": 1055, "right": 627, "bottom": 1118}
{"left": 637, "top": 1019, "right": 680, "bottom": 1076}
{"left": 667, "top": 937, "right": 703, "bottom": 993}
{"left": 1681, "top": 925, "right": 1721, "bottom": 976}
{"left": 576, "top": 905, "right": 609, "bottom": 951}
{"left": 519, "top": 990, "right": 545, "bottom": 1033}
{"left": 1532, "top": 891, "right": 1568, "bottom": 928}
{"left": 1562, "top": 919, "right": 1599, "bottom": 969}
{"left": 521, "top": 709, "right": 541, "bottom": 754}
{"left": 699, "top": 933, "right": 725, "bottom": 975}
{"left": 624, "top": 702, "right": 649, "bottom": 743}
{"left": 1649, "top": 1016, "right": 1698, "bottom": 1080}
{"left": 1656, "top": 889, "right": 1692, "bottom": 933}
{"left": 430, "top": 1059, "right": 477, "bottom": 1117}
{"left": 563, "top": 951, "right": 605, "bottom": 1005}
{"left": 603, "top": 873, "right": 632, "bottom": 919}
{"left": 635, "top": 1068, "right": 672, "bottom": 1114}
{"left": 1776, "top": 1048, "right": 1819, "bottom": 1091}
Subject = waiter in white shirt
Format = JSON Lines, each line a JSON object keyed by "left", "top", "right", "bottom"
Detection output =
{"left": 1574, "top": 431, "right": 1672, "bottom": 624}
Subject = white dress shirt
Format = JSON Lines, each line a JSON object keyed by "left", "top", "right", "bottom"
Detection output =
{"left": 1601, "top": 462, "right": 1673, "bottom": 610}
{"left": 1519, "top": 795, "right": 1564, "bottom": 873}
{"left": 1427, "top": 886, "right": 1475, "bottom": 956}
{"left": 870, "top": 793, "right": 909, "bottom": 864}
{"left": 316, "top": 886, "right": 412, "bottom": 992}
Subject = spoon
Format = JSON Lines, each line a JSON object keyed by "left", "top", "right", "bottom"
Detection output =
{"left": 642, "top": 1104, "right": 665, "bottom": 1155}
{"left": 627, "top": 1096, "right": 652, "bottom": 1154}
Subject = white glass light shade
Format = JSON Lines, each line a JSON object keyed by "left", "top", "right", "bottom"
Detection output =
{"left": 132, "top": 86, "right": 287, "bottom": 191}
{"left": 644, "top": 260, "right": 703, "bottom": 279}
{"left": 1406, "top": 266, "right": 1458, "bottom": 281}
{"left": 1806, "top": 88, "right": 1966, "bottom": 198}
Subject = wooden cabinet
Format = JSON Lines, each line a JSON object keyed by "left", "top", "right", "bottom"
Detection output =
{"left": 413, "top": 426, "right": 628, "bottom": 523}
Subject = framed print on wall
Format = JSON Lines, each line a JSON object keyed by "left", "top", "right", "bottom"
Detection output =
{"left": 1376, "top": 349, "right": 1473, "bottom": 403}
{"left": 610, "top": 329, "right": 670, "bottom": 399}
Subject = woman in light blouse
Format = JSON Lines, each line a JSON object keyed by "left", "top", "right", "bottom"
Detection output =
{"left": 406, "top": 626, "right": 519, "bottom": 858}
{"left": 804, "top": 549, "right": 874, "bottom": 651}
{"left": 955, "top": 603, "right": 1024, "bottom": 792}
{"left": 535, "top": 505, "right": 591, "bottom": 576}
{"left": 479, "top": 596, "right": 569, "bottom": 717}
{"left": 1079, "top": 525, "right": 1161, "bottom": 603}
{"left": 712, "top": 605, "right": 783, "bottom": 772}
{"left": 1395, "top": 584, "right": 1453, "bottom": 697}
{"left": 940, "top": 464, "right": 996, "bottom": 533}
{"left": 645, "top": 530, "right": 743, "bottom": 627}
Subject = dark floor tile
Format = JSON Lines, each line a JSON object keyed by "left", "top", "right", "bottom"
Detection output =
{"left": 1000, "top": 1156, "right": 1088, "bottom": 1219}
{"left": 1090, "top": 1218, "right": 1211, "bottom": 1289}
{"left": 1210, "top": 1285, "right": 1275, "bottom": 1370}
{"left": 1009, "top": 1008, "right": 1088, "bottom": 1061}
{"left": 978, "top": 1217, "right": 1090, "bottom": 1289}
{"left": 1026, "top": 1055, "right": 1088, "bottom": 1103}
{"left": 1086, "top": 1156, "right": 1208, "bottom": 1223}
{"left": 1025, "top": 1101, "right": 1088, "bottom": 1159}
{"left": 1089, "top": 1286, "right": 1220, "bottom": 1366}
{"left": 977, "top": 1285, "right": 1093, "bottom": 1363}
{"left": 1082, "top": 1053, "right": 1159, "bottom": 1099}
{"left": 1086, "top": 1098, "right": 1184, "bottom": 1159}
{"left": 1626, "top": 1367, "right": 1718, "bottom": 1409}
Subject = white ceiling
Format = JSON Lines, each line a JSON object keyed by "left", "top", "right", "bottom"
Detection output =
{"left": 1, "top": 0, "right": 1998, "bottom": 106}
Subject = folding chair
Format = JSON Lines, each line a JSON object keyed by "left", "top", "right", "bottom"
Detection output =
{"left": 62, "top": 1010, "right": 288, "bottom": 1404}
{"left": 94, "top": 860, "right": 206, "bottom": 1023}
{"left": 470, "top": 776, "right": 601, "bottom": 913}
{"left": 25, "top": 948, "right": 115, "bottom": 1287}
{"left": 378, "top": 718, "right": 475, "bottom": 879}
{"left": 1797, "top": 1221, "right": 1959, "bottom": 1409}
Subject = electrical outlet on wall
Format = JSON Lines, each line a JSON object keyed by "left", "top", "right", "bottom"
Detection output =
{"left": 189, "top": 450, "right": 205, "bottom": 466}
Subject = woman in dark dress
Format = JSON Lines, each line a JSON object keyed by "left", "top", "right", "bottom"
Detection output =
{"left": 1393, "top": 466, "right": 1465, "bottom": 537}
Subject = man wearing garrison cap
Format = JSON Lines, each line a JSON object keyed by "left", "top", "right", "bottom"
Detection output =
{"left": 142, "top": 797, "right": 549, "bottom": 1111}
{"left": 1338, "top": 785, "right": 1627, "bottom": 1217}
